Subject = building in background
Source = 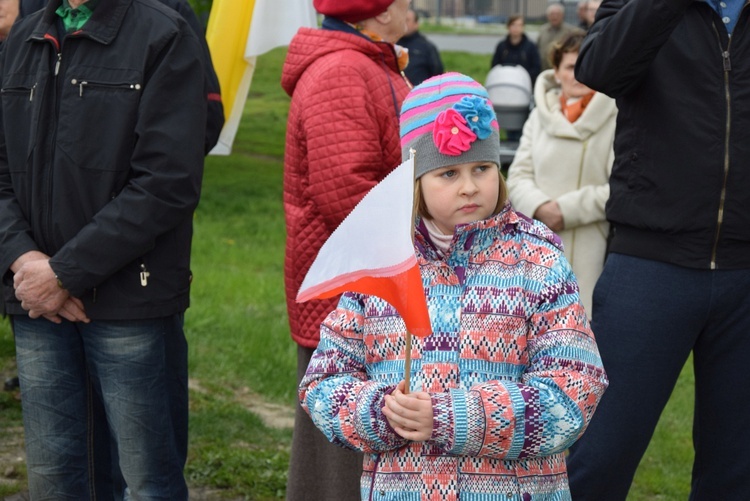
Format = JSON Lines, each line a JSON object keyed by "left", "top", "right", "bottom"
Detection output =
{"left": 411, "top": 0, "right": 580, "bottom": 26}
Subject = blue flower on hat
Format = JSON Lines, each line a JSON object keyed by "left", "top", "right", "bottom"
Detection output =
{"left": 453, "top": 96, "right": 495, "bottom": 140}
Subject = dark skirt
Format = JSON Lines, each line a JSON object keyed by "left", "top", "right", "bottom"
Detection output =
{"left": 285, "top": 345, "right": 363, "bottom": 501}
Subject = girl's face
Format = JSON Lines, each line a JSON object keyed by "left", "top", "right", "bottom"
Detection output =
{"left": 554, "top": 51, "right": 593, "bottom": 99}
{"left": 421, "top": 161, "right": 500, "bottom": 234}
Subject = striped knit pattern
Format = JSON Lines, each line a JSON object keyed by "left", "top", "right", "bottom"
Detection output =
{"left": 300, "top": 203, "right": 608, "bottom": 500}
{"left": 400, "top": 72, "right": 502, "bottom": 177}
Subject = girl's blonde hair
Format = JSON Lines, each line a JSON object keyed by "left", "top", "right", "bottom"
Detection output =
{"left": 413, "top": 165, "right": 508, "bottom": 222}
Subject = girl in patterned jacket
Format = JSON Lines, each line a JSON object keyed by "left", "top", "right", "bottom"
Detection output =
{"left": 300, "top": 73, "right": 608, "bottom": 501}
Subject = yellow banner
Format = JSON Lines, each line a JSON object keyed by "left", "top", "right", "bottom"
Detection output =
{"left": 206, "top": 0, "right": 257, "bottom": 154}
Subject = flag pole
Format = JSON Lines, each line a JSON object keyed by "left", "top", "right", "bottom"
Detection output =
{"left": 403, "top": 149, "right": 418, "bottom": 395}
{"left": 404, "top": 331, "right": 412, "bottom": 395}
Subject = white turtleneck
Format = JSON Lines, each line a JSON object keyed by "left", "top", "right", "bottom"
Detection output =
{"left": 423, "top": 218, "right": 453, "bottom": 256}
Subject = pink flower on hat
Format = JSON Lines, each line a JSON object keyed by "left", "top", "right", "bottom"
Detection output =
{"left": 432, "top": 108, "right": 477, "bottom": 156}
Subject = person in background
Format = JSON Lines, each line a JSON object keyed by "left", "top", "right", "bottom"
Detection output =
{"left": 0, "top": 0, "right": 205, "bottom": 498}
{"left": 398, "top": 8, "right": 443, "bottom": 86}
{"left": 536, "top": 2, "right": 582, "bottom": 71}
{"left": 566, "top": 0, "right": 750, "bottom": 498}
{"left": 490, "top": 13, "right": 541, "bottom": 85}
{"left": 0, "top": 0, "right": 18, "bottom": 41}
{"left": 281, "top": 0, "right": 411, "bottom": 498}
{"left": 583, "top": 0, "right": 601, "bottom": 30}
{"left": 506, "top": 32, "right": 617, "bottom": 315}
{"left": 576, "top": 0, "right": 589, "bottom": 29}
{"left": 300, "top": 72, "right": 608, "bottom": 500}
{"left": 19, "top": 0, "right": 224, "bottom": 154}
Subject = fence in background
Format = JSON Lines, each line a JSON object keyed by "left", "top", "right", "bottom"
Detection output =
{"left": 412, "top": 0, "right": 581, "bottom": 25}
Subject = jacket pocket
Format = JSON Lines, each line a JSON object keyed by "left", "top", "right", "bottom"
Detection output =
{"left": 56, "top": 65, "right": 143, "bottom": 171}
{"left": 1, "top": 74, "right": 41, "bottom": 173}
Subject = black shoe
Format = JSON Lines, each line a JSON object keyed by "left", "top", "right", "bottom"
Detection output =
{"left": 4, "top": 376, "right": 19, "bottom": 391}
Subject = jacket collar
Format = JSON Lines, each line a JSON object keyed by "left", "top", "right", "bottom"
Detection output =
{"left": 29, "top": 0, "right": 132, "bottom": 45}
{"left": 416, "top": 201, "right": 564, "bottom": 260}
{"left": 534, "top": 69, "right": 617, "bottom": 139}
{"left": 321, "top": 16, "right": 370, "bottom": 40}
{"left": 282, "top": 24, "right": 402, "bottom": 97}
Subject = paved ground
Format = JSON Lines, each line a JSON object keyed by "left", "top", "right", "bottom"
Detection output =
{"left": 428, "top": 33, "right": 497, "bottom": 54}
{"left": 428, "top": 29, "right": 540, "bottom": 55}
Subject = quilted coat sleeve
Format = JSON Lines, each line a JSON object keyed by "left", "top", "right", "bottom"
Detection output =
{"left": 429, "top": 255, "right": 608, "bottom": 459}
{"left": 300, "top": 293, "right": 409, "bottom": 453}
{"left": 300, "top": 59, "right": 400, "bottom": 232}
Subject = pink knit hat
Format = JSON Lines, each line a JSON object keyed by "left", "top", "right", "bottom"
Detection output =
{"left": 313, "top": 0, "right": 396, "bottom": 23}
{"left": 400, "top": 72, "right": 501, "bottom": 178}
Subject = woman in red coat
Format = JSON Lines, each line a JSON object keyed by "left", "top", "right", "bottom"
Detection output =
{"left": 281, "top": 0, "right": 411, "bottom": 498}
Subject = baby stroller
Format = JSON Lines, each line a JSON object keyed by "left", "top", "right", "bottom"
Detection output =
{"left": 485, "top": 65, "right": 533, "bottom": 165}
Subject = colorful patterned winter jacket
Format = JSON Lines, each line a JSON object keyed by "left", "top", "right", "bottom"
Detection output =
{"left": 301, "top": 204, "right": 608, "bottom": 500}
{"left": 282, "top": 20, "right": 410, "bottom": 349}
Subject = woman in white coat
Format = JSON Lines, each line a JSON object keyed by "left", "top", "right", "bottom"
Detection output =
{"left": 506, "top": 32, "right": 617, "bottom": 315}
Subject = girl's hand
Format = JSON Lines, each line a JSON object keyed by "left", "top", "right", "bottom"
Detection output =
{"left": 382, "top": 381, "right": 434, "bottom": 442}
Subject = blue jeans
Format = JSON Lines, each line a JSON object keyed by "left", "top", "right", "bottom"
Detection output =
{"left": 14, "top": 314, "right": 188, "bottom": 501}
{"left": 567, "top": 253, "right": 750, "bottom": 500}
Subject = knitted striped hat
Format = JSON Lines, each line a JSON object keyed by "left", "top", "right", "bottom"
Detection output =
{"left": 400, "top": 72, "right": 500, "bottom": 178}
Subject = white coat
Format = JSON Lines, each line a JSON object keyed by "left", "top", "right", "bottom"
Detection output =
{"left": 506, "top": 69, "right": 617, "bottom": 314}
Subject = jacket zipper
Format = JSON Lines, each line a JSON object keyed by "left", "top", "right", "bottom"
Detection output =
{"left": 140, "top": 261, "right": 150, "bottom": 287}
{"left": 71, "top": 79, "right": 142, "bottom": 97}
{"left": 0, "top": 84, "right": 36, "bottom": 101}
{"left": 709, "top": 24, "right": 732, "bottom": 270}
{"left": 41, "top": 33, "right": 62, "bottom": 253}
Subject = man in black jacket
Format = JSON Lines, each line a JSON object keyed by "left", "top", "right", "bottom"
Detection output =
{"left": 14, "top": 1, "right": 221, "bottom": 495}
{"left": 565, "top": 0, "right": 750, "bottom": 499}
{"left": 0, "top": 0, "right": 205, "bottom": 498}
{"left": 19, "top": 0, "right": 224, "bottom": 154}
{"left": 397, "top": 9, "right": 443, "bottom": 86}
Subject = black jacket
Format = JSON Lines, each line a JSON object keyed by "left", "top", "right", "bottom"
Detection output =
{"left": 398, "top": 30, "right": 444, "bottom": 86}
{"left": 0, "top": 0, "right": 206, "bottom": 317}
{"left": 491, "top": 34, "right": 541, "bottom": 84}
{"left": 576, "top": 0, "right": 750, "bottom": 269}
{"left": 20, "top": 0, "right": 224, "bottom": 154}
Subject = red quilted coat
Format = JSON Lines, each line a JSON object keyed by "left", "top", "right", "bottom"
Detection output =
{"left": 281, "top": 25, "right": 411, "bottom": 348}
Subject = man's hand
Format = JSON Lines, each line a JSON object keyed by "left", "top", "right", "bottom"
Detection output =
{"left": 53, "top": 297, "right": 90, "bottom": 324}
{"left": 534, "top": 200, "right": 565, "bottom": 232}
{"left": 382, "top": 381, "right": 434, "bottom": 442}
{"left": 10, "top": 250, "right": 50, "bottom": 274}
{"left": 13, "top": 257, "right": 89, "bottom": 324}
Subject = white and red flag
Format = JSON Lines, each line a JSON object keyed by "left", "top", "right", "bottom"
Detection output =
{"left": 296, "top": 157, "right": 432, "bottom": 339}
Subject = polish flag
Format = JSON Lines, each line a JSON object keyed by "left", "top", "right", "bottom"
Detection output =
{"left": 296, "top": 158, "right": 432, "bottom": 338}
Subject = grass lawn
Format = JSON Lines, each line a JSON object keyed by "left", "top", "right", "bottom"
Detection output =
{"left": 0, "top": 46, "right": 694, "bottom": 500}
